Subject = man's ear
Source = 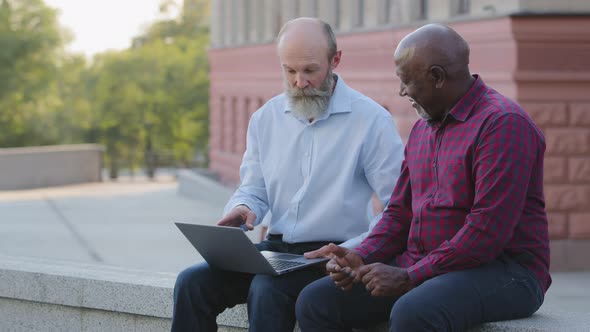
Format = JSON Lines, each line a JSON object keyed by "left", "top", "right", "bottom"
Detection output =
{"left": 430, "top": 65, "right": 446, "bottom": 89}
{"left": 331, "top": 50, "right": 342, "bottom": 70}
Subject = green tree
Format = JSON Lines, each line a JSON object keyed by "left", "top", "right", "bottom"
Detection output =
{"left": 0, "top": 0, "right": 64, "bottom": 147}
{"left": 0, "top": 0, "right": 210, "bottom": 180}
{"left": 90, "top": 0, "right": 210, "bottom": 178}
{"left": 51, "top": 54, "right": 94, "bottom": 143}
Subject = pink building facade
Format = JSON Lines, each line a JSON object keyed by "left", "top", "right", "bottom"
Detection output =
{"left": 208, "top": 1, "right": 590, "bottom": 269}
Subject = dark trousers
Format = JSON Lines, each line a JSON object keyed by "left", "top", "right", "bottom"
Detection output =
{"left": 296, "top": 255, "right": 544, "bottom": 332}
{"left": 171, "top": 235, "right": 330, "bottom": 332}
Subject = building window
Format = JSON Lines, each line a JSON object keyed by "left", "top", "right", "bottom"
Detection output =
{"left": 356, "top": 0, "right": 365, "bottom": 28}
{"left": 241, "top": 98, "right": 251, "bottom": 153}
{"left": 219, "top": 97, "right": 226, "bottom": 151}
{"left": 383, "top": 0, "right": 392, "bottom": 24}
{"left": 420, "top": 0, "right": 428, "bottom": 20}
{"left": 457, "top": 0, "right": 470, "bottom": 15}
{"left": 230, "top": 97, "right": 238, "bottom": 153}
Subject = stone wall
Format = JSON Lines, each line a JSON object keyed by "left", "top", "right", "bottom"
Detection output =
{"left": 512, "top": 17, "right": 590, "bottom": 242}
{"left": 0, "top": 144, "right": 104, "bottom": 190}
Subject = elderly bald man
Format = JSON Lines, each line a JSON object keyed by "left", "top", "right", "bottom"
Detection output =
{"left": 296, "top": 24, "right": 550, "bottom": 332}
{"left": 170, "top": 18, "right": 404, "bottom": 332}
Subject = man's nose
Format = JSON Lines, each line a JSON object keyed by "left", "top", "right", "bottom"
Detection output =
{"left": 295, "top": 74, "right": 309, "bottom": 89}
{"left": 399, "top": 84, "right": 407, "bottom": 97}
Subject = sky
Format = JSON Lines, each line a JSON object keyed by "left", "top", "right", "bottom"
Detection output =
{"left": 45, "top": 0, "right": 178, "bottom": 57}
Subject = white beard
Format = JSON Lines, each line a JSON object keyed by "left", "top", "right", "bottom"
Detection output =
{"left": 413, "top": 103, "right": 432, "bottom": 121}
{"left": 285, "top": 72, "right": 335, "bottom": 121}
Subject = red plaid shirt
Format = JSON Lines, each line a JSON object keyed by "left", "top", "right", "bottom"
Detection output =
{"left": 357, "top": 76, "right": 551, "bottom": 292}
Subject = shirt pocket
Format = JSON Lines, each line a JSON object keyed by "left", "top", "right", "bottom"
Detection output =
{"left": 434, "top": 154, "right": 473, "bottom": 209}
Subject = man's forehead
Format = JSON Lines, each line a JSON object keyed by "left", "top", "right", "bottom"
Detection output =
{"left": 394, "top": 46, "right": 415, "bottom": 65}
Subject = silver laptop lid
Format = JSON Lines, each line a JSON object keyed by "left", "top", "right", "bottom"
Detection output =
{"left": 175, "top": 223, "right": 328, "bottom": 275}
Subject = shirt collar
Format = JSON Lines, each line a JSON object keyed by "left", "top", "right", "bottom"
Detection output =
{"left": 283, "top": 73, "right": 352, "bottom": 117}
{"left": 446, "top": 75, "right": 487, "bottom": 123}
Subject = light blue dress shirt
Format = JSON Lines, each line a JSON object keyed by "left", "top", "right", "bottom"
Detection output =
{"left": 224, "top": 74, "right": 404, "bottom": 249}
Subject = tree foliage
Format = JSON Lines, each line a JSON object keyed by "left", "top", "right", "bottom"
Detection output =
{"left": 0, "top": 0, "right": 210, "bottom": 178}
{"left": 0, "top": 0, "right": 63, "bottom": 146}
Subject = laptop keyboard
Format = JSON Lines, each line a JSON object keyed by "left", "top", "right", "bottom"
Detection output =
{"left": 268, "top": 259, "right": 305, "bottom": 271}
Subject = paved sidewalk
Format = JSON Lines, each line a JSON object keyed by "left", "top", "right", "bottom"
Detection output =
{"left": 0, "top": 175, "right": 264, "bottom": 274}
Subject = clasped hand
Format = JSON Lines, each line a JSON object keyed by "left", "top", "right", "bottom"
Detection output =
{"left": 304, "top": 243, "right": 414, "bottom": 297}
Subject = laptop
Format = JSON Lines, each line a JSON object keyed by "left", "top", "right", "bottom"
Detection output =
{"left": 175, "top": 222, "right": 329, "bottom": 276}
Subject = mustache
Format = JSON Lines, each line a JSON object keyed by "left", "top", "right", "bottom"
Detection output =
{"left": 285, "top": 72, "right": 334, "bottom": 99}
{"left": 288, "top": 85, "right": 332, "bottom": 99}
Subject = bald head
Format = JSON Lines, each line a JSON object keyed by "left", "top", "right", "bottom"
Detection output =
{"left": 395, "top": 24, "right": 470, "bottom": 77}
{"left": 275, "top": 18, "right": 341, "bottom": 121}
{"left": 394, "top": 24, "right": 475, "bottom": 122}
{"left": 277, "top": 17, "right": 337, "bottom": 61}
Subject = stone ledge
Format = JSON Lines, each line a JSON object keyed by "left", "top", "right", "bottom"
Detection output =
{"left": 0, "top": 255, "right": 175, "bottom": 319}
{"left": 0, "top": 144, "right": 104, "bottom": 154}
{"left": 217, "top": 304, "right": 584, "bottom": 332}
{"left": 1, "top": 255, "right": 588, "bottom": 332}
{"left": 0, "top": 144, "right": 103, "bottom": 190}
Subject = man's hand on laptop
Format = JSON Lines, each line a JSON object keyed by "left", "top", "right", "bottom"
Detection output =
{"left": 304, "top": 243, "right": 338, "bottom": 259}
{"left": 217, "top": 205, "right": 256, "bottom": 231}
{"left": 302, "top": 245, "right": 330, "bottom": 274}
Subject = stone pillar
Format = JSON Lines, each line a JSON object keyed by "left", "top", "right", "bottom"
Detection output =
{"left": 364, "top": 0, "right": 390, "bottom": 28}
{"left": 391, "top": 0, "right": 425, "bottom": 23}
{"left": 223, "top": 0, "right": 235, "bottom": 46}
{"left": 263, "top": 0, "right": 281, "bottom": 42}
{"left": 281, "top": 0, "right": 299, "bottom": 23}
{"left": 299, "top": 0, "right": 318, "bottom": 17}
{"left": 426, "top": 0, "right": 453, "bottom": 21}
{"left": 469, "top": 0, "right": 517, "bottom": 16}
{"left": 210, "top": 0, "right": 223, "bottom": 47}
{"left": 248, "top": 0, "right": 262, "bottom": 43}
{"left": 378, "top": 0, "right": 392, "bottom": 25}
{"left": 317, "top": 0, "right": 339, "bottom": 30}
{"left": 340, "top": 0, "right": 363, "bottom": 31}
{"left": 235, "top": 0, "right": 247, "bottom": 44}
